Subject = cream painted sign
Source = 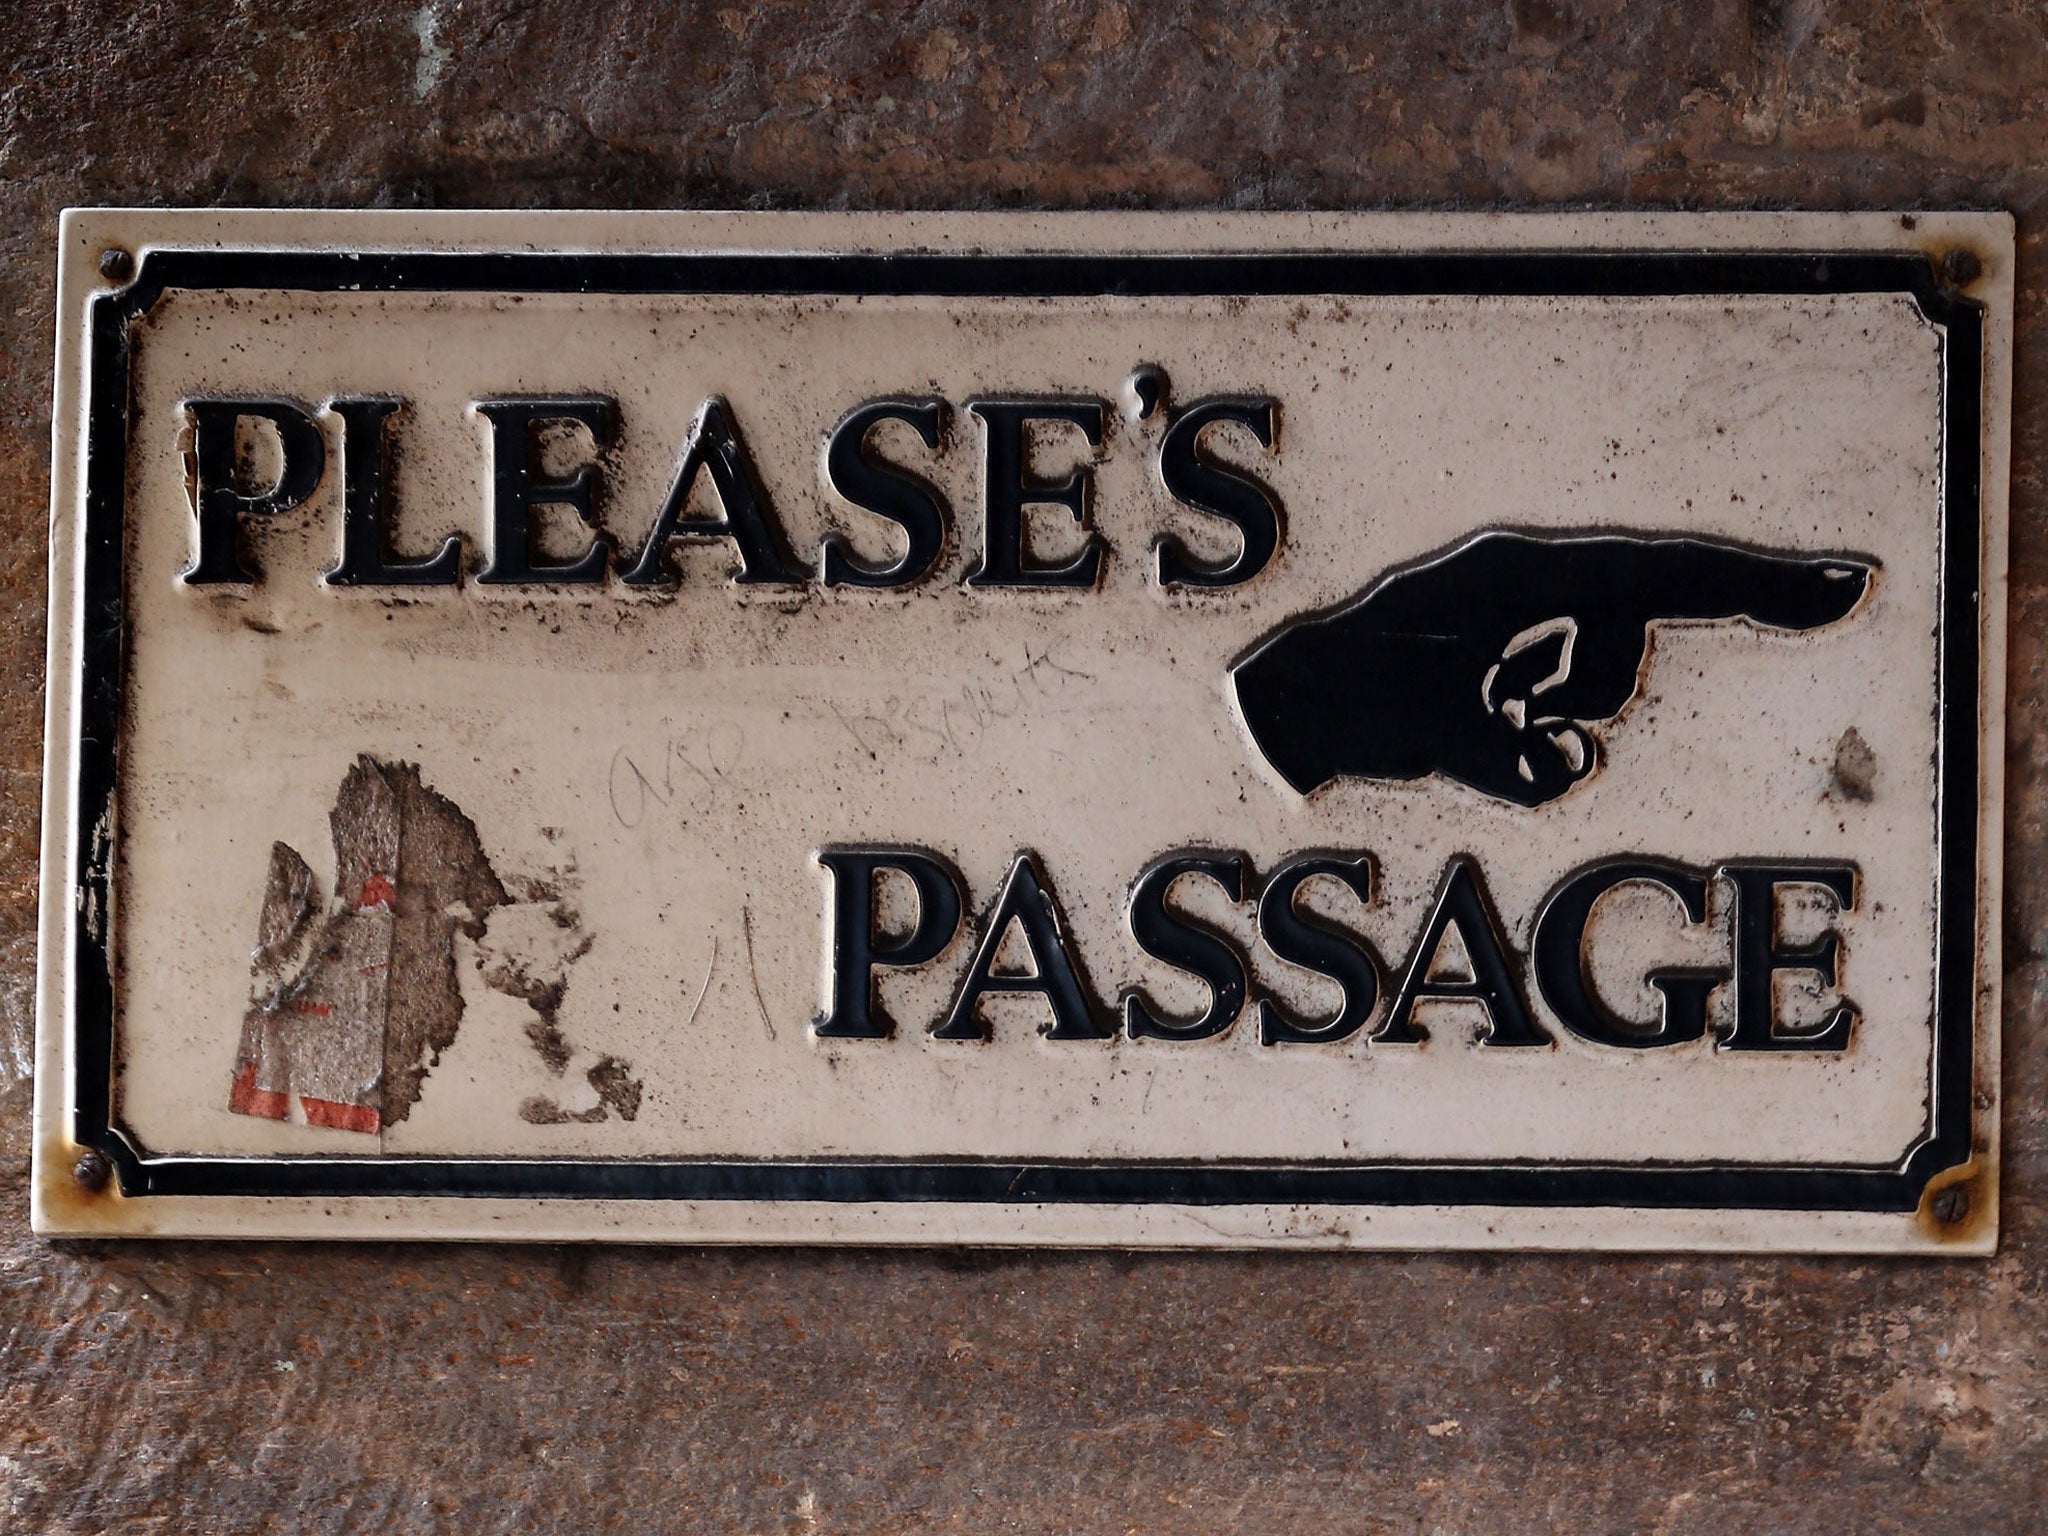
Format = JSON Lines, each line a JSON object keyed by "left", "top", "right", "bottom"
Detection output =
{"left": 34, "top": 211, "right": 2010, "bottom": 1250}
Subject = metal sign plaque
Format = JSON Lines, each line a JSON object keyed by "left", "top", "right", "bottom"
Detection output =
{"left": 34, "top": 211, "right": 2009, "bottom": 1250}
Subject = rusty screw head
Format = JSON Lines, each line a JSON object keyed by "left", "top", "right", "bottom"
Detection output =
{"left": 1931, "top": 1183, "right": 1970, "bottom": 1225}
{"left": 71, "top": 1149, "right": 111, "bottom": 1193}
{"left": 1938, "top": 248, "right": 1982, "bottom": 290}
{"left": 97, "top": 247, "right": 134, "bottom": 284}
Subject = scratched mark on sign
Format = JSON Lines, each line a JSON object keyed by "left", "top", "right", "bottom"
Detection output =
{"left": 825, "top": 645, "right": 1096, "bottom": 764}
{"left": 606, "top": 721, "right": 747, "bottom": 830}
{"left": 228, "top": 756, "right": 640, "bottom": 1134}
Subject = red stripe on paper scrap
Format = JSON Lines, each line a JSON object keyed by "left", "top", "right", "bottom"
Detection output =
{"left": 301, "top": 1096, "right": 381, "bottom": 1135}
{"left": 227, "top": 1061, "right": 288, "bottom": 1121}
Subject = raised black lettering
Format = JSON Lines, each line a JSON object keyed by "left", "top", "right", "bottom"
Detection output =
{"left": 1255, "top": 854, "right": 1382, "bottom": 1045}
{"left": 1717, "top": 863, "right": 1858, "bottom": 1051}
{"left": 1123, "top": 852, "right": 1251, "bottom": 1041}
{"left": 1156, "top": 397, "right": 1282, "bottom": 587}
{"left": 814, "top": 848, "right": 965, "bottom": 1039}
{"left": 821, "top": 398, "right": 950, "bottom": 588}
{"left": 181, "top": 398, "right": 327, "bottom": 585}
{"left": 324, "top": 398, "right": 462, "bottom": 587}
{"left": 1378, "top": 857, "right": 1548, "bottom": 1047}
{"left": 622, "top": 398, "right": 800, "bottom": 585}
{"left": 934, "top": 853, "right": 1110, "bottom": 1040}
{"left": 475, "top": 397, "right": 613, "bottom": 585}
{"left": 964, "top": 399, "right": 1106, "bottom": 588}
{"left": 1532, "top": 859, "right": 1719, "bottom": 1048}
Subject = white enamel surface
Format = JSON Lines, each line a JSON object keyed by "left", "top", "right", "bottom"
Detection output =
{"left": 33, "top": 210, "right": 2011, "bottom": 1249}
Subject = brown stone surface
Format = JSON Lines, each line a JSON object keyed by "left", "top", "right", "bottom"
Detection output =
{"left": 1, "top": 2, "right": 2045, "bottom": 1530}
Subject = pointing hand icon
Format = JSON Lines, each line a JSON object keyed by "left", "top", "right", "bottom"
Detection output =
{"left": 1230, "top": 531, "right": 1875, "bottom": 807}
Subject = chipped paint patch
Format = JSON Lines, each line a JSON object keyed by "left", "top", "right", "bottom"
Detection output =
{"left": 478, "top": 883, "right": 642, "bottom": 1125}
{"left": 409, "top": 5, "right": 450, "bottom": 100}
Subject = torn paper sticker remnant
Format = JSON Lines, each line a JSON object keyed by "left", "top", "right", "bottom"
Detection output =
{"left": 227, "top": 755, "right": 637, "bottom": 1135}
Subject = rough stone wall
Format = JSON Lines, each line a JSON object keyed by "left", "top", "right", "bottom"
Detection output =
{"left": 2, "top": 2, "right": 2045, "bottom": 1530}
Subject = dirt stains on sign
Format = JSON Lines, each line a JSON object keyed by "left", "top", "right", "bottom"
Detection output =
{"left": 227, "top": 756, "right": 639, "bottom": 1134}
{"left": 1831, "top": 725, "right": 1878, "bottom": 803}
{"left": 519, "top": 1057, "right": 643, "bottom": 1125}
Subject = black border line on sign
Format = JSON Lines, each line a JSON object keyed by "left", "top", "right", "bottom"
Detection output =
{"left": 67, "top": 248, "right": 1983, "bottom": 1211}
